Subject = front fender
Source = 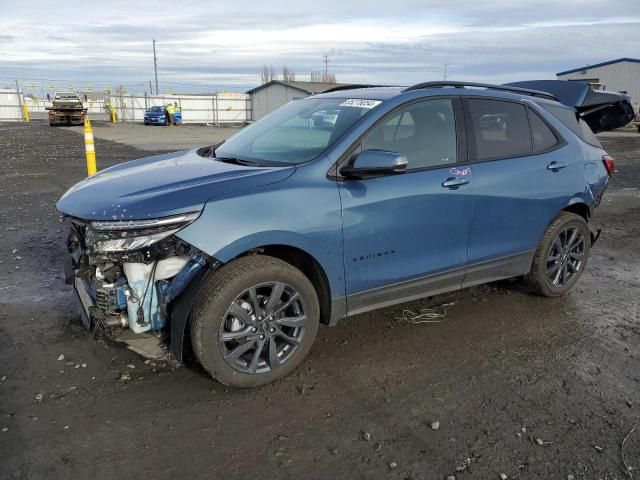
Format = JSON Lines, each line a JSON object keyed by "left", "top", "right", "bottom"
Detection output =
{"left": 175, "top": 171, "right": 345, "bottom": 301}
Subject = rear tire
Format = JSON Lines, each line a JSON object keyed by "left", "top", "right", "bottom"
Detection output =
{"left": 190, "top": 255, "right": 319, "bottom": 388}
{"left": 525, "top": 212, "right": 590, "bottom": 297}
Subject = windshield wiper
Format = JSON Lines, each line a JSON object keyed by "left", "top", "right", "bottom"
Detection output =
{"left": 215, "top": 156, "right": 260, "bottom": 166}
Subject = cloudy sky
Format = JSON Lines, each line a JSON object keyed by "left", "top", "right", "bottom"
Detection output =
{"left": 0, "top": 0, "right": 638, "bottom": 93}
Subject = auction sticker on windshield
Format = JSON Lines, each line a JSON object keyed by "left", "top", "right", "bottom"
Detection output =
{"left": 340, "top": 99, "right": 382, "bottom": 109}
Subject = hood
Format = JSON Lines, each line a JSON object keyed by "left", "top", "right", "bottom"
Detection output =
{"left": 505, "top": 80, "right": 635, "bottom": 133}
{"left": 56, "top": 149, "right": 295, "bottom": 221}
{"left": 145, "top": 110, "right": 165, "bottom": 116}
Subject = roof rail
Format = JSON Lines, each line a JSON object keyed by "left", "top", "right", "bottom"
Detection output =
{"left": 403, "top": 81, "right": 558, "bottom": 101}
{"left": 322, "top": 84, "right": 386, "bottom": 93}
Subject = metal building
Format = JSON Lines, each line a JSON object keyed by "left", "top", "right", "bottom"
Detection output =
{"left": 247, "top": 80, "right": 346, "bottom": 120}
{"left": 556, "top": 58, "right": 640, "bottom": 110}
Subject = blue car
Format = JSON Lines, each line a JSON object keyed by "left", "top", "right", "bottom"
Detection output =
{"left": 57, "top": 81, "right": 633, "bottom": 387}
{"left": 143, "top": 105, "right": 168, "bottom": 125}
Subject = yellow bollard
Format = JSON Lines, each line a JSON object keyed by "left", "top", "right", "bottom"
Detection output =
{"left": 109, "top": 104, "right": 117, "bottom": 123}
{"left": 84, "top": 118, "right": 97, "bottom": 176}
{"left": 22, "top": 102, "right": 30, "bottom": 123}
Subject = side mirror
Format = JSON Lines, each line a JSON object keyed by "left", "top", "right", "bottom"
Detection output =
{"left": 340, "top": 149, "right": 408, "bottom": 178}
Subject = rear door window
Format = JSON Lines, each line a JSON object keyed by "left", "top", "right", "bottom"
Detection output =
{"left": 467, "top": 99, "right": 532, "bottom": 161}
{"left": 528, "top": 110, "right": 559, "bottom": 152}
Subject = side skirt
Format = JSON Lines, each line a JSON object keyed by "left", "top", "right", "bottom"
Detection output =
{"left": 331, "top": 251, "right": 534, "bottom": 323}
{"left": 461, "top": 251, "right": 534, "bottom": 288}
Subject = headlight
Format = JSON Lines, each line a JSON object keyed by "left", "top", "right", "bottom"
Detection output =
{"left": 87, "top": 212, "right": 200, "bottom": 252}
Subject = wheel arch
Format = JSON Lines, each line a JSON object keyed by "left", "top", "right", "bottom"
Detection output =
{"left": 562, "top": 201, "right": 591, "bottom": 222}
{"left": 236, "top": 244, "right": 333, "bottom": 326}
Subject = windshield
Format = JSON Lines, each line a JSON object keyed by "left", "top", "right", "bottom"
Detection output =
{"left": 148, "top": 106, "right": 164, "bottom": 112}
{"left": 215, "top": 97, "right": 382, "bottom": 165}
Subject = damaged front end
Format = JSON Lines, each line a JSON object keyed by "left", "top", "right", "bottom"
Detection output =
{"left": 65, "top": 212, "right": 218, "bottom": 360}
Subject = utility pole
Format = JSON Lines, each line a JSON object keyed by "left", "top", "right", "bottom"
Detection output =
{"left": 322, "top": 52, "right": 330, "bottom": 81}
{"left": 153, "top": 38, "right": 159, "bottom": 95}
{"left": 15, "top": 80, "right": 25, "bottom": 122}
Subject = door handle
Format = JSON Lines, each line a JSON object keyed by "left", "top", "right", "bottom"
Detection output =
{"left": 547, "top": 161, "right": 568, "bottom": 171}
{"left": 442, "top": 177, "right": 469, "bottom": 189}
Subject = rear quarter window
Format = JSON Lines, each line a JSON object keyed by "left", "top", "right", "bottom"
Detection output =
{"left": 528, "top": 110, "right": 559, "bottom": 152}
{"left": 541, "top": 103, "right": 602, "bottom": 147}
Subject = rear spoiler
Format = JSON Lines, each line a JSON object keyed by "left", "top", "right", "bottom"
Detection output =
{"left": 504, "top": 80, "right": 635, "bottom": 133}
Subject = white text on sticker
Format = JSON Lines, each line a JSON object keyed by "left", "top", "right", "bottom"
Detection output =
{"left": 340, "top": 99, "right": 382, "bottom": 109}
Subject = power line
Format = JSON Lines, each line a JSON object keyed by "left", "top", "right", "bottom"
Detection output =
{"left": 0, "top": 76, "right": 250, "bottom": 91}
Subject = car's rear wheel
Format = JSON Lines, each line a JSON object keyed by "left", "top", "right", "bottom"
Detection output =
{"left": 190, "top": 255, "right": 319, "bottom": 387}
{"left": 526, "top": 212, "right": 591, "bottom": 297}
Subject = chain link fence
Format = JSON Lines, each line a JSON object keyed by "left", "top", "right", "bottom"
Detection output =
{"left": 0, "top": 88, "right": 251, "bottom": 124}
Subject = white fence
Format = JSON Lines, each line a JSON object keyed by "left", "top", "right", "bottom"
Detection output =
{"left": 0, "top": 90, "right": 251, "bottom": 124}
{"left": 110, "top": 93, "right": 251, "bottom": 124}
{"left": 0, "top": 89, "right": 24, "bottom": 121}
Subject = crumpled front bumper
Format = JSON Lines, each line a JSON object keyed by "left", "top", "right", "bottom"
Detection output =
{"left": 63, "top": 219, "right": 217, "bottom": 360}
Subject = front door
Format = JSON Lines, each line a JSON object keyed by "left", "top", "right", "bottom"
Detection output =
{"left": 337, "top": 98, "right": 474, "bottom": 315}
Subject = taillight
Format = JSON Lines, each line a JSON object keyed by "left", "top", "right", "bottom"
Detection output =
{"left": 602, "top": 155, "right": 615, "bottom": 175}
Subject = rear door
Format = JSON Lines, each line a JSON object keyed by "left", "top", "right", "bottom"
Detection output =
{"left": 338, "top": 97, "right": 474, "bottom": 313}
{"left": 461, "top": 97, "right": 583, "bottom": 286}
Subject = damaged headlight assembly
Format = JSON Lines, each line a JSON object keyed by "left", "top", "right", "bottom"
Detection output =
{"left": 87, "top": 212, "right": 200, "bottom": 252}
{"left": 69, "top": 210, "right": 211, "bottom": 342}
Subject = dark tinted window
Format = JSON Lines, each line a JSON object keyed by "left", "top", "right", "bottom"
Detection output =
{"left": 542, "top": 103, "right": 601, "bottom": 147}
{"left": 468, "top": 99, "right": 532, "bottom": 160}
{"left": 528, "top": 110, "right": 558, "bottom": 151}
{"left": 361, "top": 99, "right": 457, "bottom": 169}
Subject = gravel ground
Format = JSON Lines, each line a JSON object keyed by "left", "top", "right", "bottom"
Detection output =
{"left": 60, "top": 122, "right": 241, "bottom": 151}
{"left": 0, "top": 122, "right": 639, "bottom": 480}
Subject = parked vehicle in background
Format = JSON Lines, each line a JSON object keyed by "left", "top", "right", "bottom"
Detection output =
{"left": 46, "top": 92, "right": 87, "bottom": 126}
{"left": 143, "top": 105, "right": 168, "bottom": 125}
{"left": 57, "top": 80, "right": 633, "bottom": 388}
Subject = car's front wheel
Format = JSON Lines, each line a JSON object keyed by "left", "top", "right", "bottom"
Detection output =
{"left": 190, "top": 255, "right": 319, "bottom": 387}
{"left": 526, "top": 212, "right": 591, "bottom": 297}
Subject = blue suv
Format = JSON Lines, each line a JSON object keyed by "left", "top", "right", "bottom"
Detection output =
{"left": 57, "top": 81, "right": 633, "bottom": 387}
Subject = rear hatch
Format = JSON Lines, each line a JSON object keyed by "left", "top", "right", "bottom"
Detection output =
{"left": 505, "top": 80, "right": 635, "bottom": 133}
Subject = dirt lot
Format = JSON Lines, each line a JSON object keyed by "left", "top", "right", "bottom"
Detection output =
{"left": 1, "top": 122, "right": 639, "bottom": 480}
{"left": 70, "top": 122, "right": 241, "bottom": 151}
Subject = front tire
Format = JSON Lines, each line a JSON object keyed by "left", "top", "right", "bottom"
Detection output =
{"left": 526, "top": 212, "right": 591, "bottom": 297}
{"left": 190, "top": 255, "right": 319, "bottom": 387}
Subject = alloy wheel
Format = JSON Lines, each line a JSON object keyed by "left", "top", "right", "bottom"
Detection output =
{"left": 218, "top": 282, "right": 307, "bottom": 374}
{"left": 546, "top": 226, "right": 586, "bottom": 287}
